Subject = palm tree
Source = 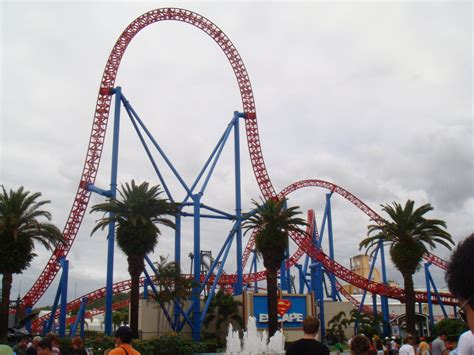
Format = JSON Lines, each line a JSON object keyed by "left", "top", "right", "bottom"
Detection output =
{"left": 359, "top": 200, "right": 453, "bottom": 336}
{"left": 0, "top": 186, "right": 62, "bottom": 342}
{"left": 90, "top": 180, "right": 177, "bottom": 338}
{"left": 328, "top": 310, "right": 351, "bottom": 343}
{"left": 152, "top": 255, "right": 193, "bottom": 305}
{"left": 203, "top": 289, "right": 243, "bottom": 346}
{"left": 242, "top": 197, "right": 307, "bottom": 337}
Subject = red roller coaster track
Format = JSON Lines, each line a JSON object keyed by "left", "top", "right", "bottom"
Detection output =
{"left": 22, "top": 8, "right": 451, "bottom": 318}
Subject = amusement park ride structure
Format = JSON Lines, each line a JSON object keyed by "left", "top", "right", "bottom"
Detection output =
{"left": 16, "top": 8, "right": 456, "bottom": 341}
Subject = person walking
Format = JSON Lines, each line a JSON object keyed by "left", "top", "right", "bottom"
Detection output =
{"left": 70, "top": 337, "right": 87, "bottom": 355}
{"left": 109, "top": 326, "right": 140, "bottom": 355}
{"left": 417, "top": 337, "right": 430, "bottom": 355}
{"left": 399, "top": 334, "right": 415, "bottom": 355}
{"left": 286, "top": 316, "right": 330, "bottom": 355}
{"left": 432, "top": 331, "right": 449, "bottom": 355}
{"left": 26, "top": 336, "right": 42, "bottom": 355}
{"left": 446, "top": 233, "right": 474, "bottom": 333}
{"left": 350, "top": 335, "right": 370, "bottom": 355}
{"left": 391, "top": 337, "right": 400, "bottom": 355}
{"left": 13, "top": 337, "right": 28, "bottom": 355}
{"left": 451, "top": 330, "right": 474, "bottom": 355}
{"left": 36, "top": 340, "right": 53, "bottom": 355}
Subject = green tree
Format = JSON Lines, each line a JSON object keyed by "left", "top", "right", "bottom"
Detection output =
{"left": 150, "top": 255, "right": 193, "bottom": 333}
{"left": 242, "top": 197, "right": 307, "bottom": 337}
{"left": 203, "top": 289, "right": 243, "bottom": 345}
{"left": 328, "top": 311, "right": 351, "bottom": 343}
{"left": 0, "top": 186, "right": 63, "bottom": 342}
{"left": 359, "top": 200, "right": 453, "bottom": 336}
{"left": 91, "top": 180, "right": 177, "bottom": 338}
{"left": 152, "top": 255, "right": 193, "bottom": 305}
{"left": 112, "top": 310, "right": 129, "bottom": 330}
{"left": 434, "top": 318, "right": 468, "bottom": 339}
{"left": 349, "top": 309, "right": 382, "bottom": 338}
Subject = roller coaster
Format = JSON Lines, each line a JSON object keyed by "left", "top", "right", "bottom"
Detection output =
{"left": 16, "top": 8, "right": 455, "bottom": 341}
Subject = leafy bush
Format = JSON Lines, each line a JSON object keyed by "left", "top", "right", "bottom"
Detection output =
{"left": 434, "top": 318, "right": 468, "bottom": 339}
{"left": 79, "top": 332, "right": 209, "bottom": 355}
{"left": 149, "top": 333, "right": 207, "bottom": 354}
{"left": 57, "top": 338, "right": 72, "bottom": 354}
{"left": 84, "top": 334, "right": 115, "bottom": 353}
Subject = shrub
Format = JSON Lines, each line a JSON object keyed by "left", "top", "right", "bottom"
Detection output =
{"left": 434, "top": 318, "right": 468, "bottom": 339}
{"left": 79, "top": 332, "right": 209, "bottom": 355}
{"left": 84, "top": 334, "right": 115, "bottom": 353}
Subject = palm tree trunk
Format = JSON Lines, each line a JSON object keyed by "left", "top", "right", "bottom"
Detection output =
{"left": 402, "top": 272, "right": 416, "bottom": 336}
{"left": 128, "top": 255, "right": 144, "bottom": 339}
{"left": 0, "top": 272, "right": 13, "bottom": 343}
{"left": 266, "top": 267, "right": 279, "bottom": 338}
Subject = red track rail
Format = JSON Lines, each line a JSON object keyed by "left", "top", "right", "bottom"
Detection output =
{"left": 243, "top": 179, "right": 448, "bottom": 275}
{"left": 23, "top": 8, "right": 449, "bottom": 314}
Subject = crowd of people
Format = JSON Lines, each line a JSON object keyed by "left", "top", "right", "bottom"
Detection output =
{"left": 285, "top": 233, "right": 474, "bottom": 355}
{"left": 344, "top": 332, "right": 470, "bottom": 355}
{"left": 3, "top": 327, "right": 137, "bottom": 355}
{"left": 3, "top": 333, "right": 88, "bottom": 355}
{"left": 1, "top": 234, "right": 472, "bottom": 355}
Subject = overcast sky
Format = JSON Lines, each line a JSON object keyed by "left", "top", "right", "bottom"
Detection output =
{"left": 1, "top": 1, "right": 472, "bottom": 308}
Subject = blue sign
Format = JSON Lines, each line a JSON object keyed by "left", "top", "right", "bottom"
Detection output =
{"left": 253, "top": 295, "right": 308, "bottom": 329}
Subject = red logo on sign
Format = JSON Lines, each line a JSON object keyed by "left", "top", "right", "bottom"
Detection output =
{"left": 277, "top": 299, "right": 292, "bottom": 317}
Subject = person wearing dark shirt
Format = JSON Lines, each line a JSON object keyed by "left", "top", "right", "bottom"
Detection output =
{"left": 351, "top": 335, "right": 370, "bottom": 355}
{"left": 71, "top": 336, "right": 87, "bottom": 355}
{"left": 446, "top": 233, "right": 474, "bottom": 333}
{"left": 26, "top": 336, "right": 42, "bottom": 355}
{"left": 13, "top": 336, "right": 28, "bottom": 355}
{"left": 286, "top": 316, "right": 330, "bottom": 355}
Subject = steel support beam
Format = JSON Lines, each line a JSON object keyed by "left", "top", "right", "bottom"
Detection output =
{"left": 192, "top": 193, "right": 202, "bottom": 341}
{"left": 104, "top": 86, "right": 122, "bottom": 336}
{"left": 234, "top": 111, "right": 244, "bottom": 295}
{"left": 379, "top": 239, "right": 390, "bottom": 337}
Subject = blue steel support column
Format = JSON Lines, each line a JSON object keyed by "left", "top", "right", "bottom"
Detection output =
{"left": 25, "top": 307, "right": 32, "bottom": 333}
{"left": 428, "top": 272, "right": 448, "bottom": 318}
{"left": 200, "top": 233, "right": 236, "bottom": 323}
{"left": 286, "top": 248, "right": 292, "bottom": 292}
{"left": 313, "top": 262, "right": 325, "bottom": 340}
{"left": 45, "top": 280, "right": 62, "bottom": 335}
{"left": 296, "top": 264, "right": 312, "bottom": 294}
{"left": 297, "top": 264, "right": 305, "bottom": 294}
{"left": 372, "top": 294, "right": 378, "bottom": 318}
{"left": 143, "top": 279, "right": 149, "bottom": 299}
{"left": 252, "top": 250, "right": 259, "bottom": 293}
{"left": 280, "top": 253, "right": 288, "bottom": 292}
{"left": 234, "top": 111, "right": 244, "bottom": 295}
{"left": 424, "top": 263, "right": 434, "bottom": 331}
{"left": 378, "top": 239, "right": 390, "bottom": 337}
{"left": 326, "top": 193, "right": 337, "bottom": 301}
{"left": 42, "top": 321, "right": 48, "bottom": 336}
{"left": 174, "top": 213, "right": 181, "bottom": 326}
{"left": 280, "top": 261, "right": 286, "bottom": 291}
{"left": 58, "top": 259, "right": 69, "bottom": 338}
{"left": 79, "top": 297, "right": 88, "bottom": 339}
{"left": 104, "top": 86, "right": 122, "bottom": 336}
{"left": 192, "top": 193, "right": 202, "bottom": 341}
{"left": 70, "top": 297, "right": 88, "bottom": 338}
